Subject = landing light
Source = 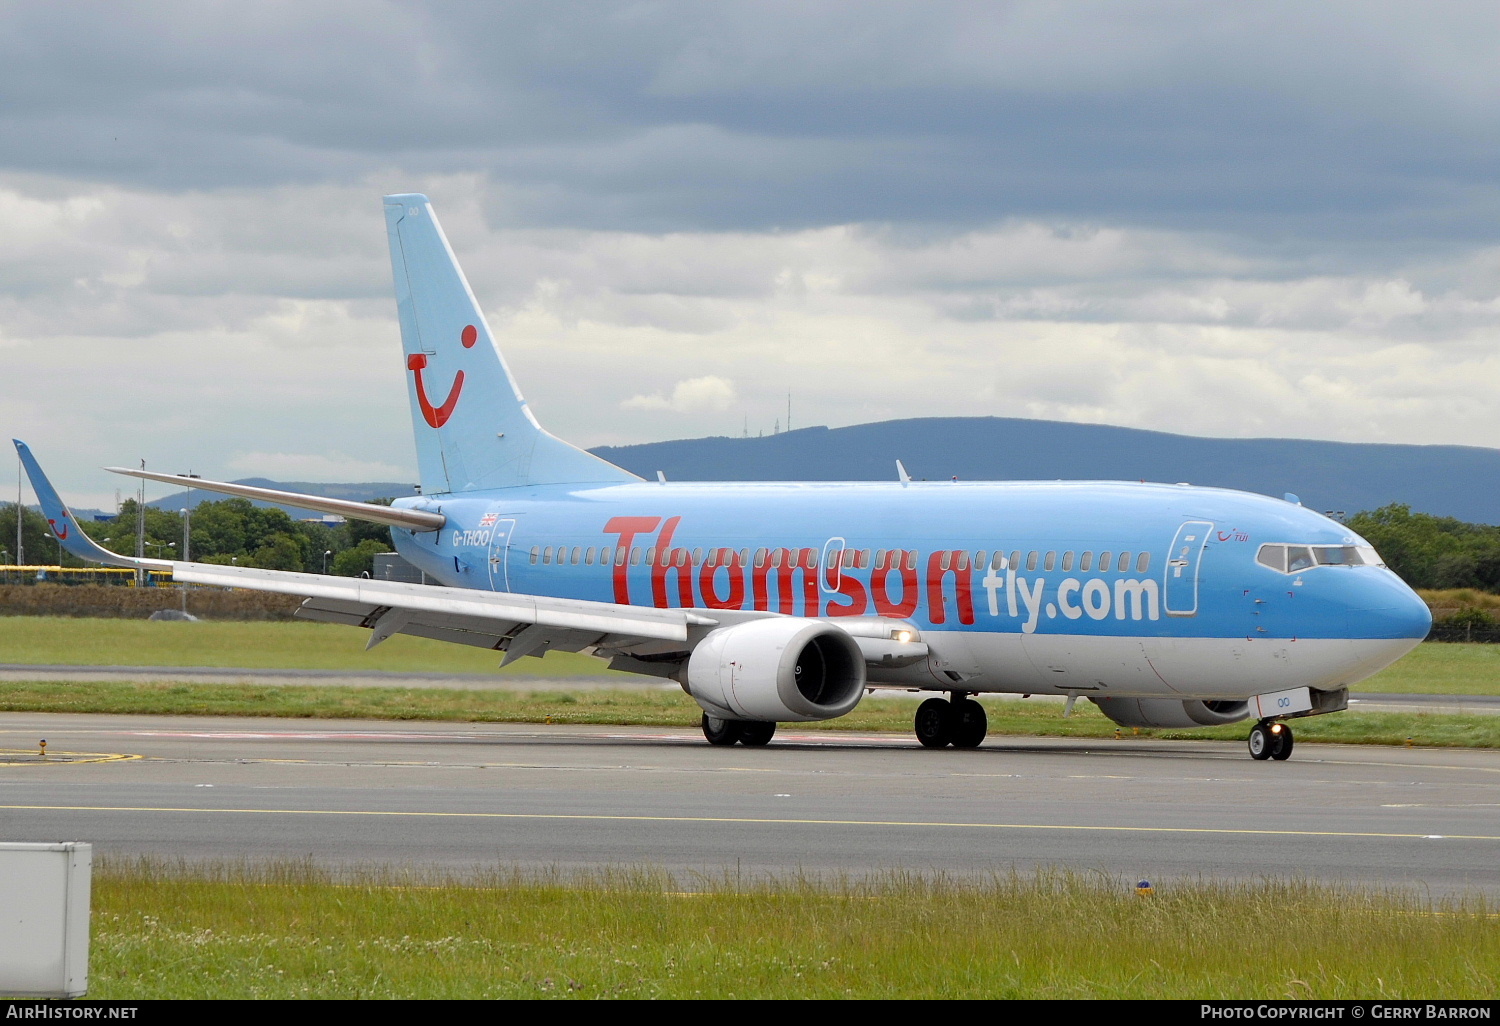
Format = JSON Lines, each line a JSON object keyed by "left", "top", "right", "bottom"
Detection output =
{"left": 1270, "top": 723, "right": 1284, "bottom": 734}
{"left": 893, "top": 630, "right": 914, "bottom": 643}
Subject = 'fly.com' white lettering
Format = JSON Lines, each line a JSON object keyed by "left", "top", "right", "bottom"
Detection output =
{"left": 980, "top": 563, "right": 1160, "bottom": 633}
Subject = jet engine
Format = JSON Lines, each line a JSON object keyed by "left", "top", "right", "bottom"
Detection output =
{"left": 686, "top": 618, "right": 866, "bottom": 722}
{"left": 1090, "top": 697, "right": 1250, "bottom": 729}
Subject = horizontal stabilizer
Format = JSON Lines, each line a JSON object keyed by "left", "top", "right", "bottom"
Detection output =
{"left": 104, "top": 467, "right": 446, "bottom": 532}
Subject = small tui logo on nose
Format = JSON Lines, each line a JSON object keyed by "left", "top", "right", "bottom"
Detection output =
{"left": 407, "top": 325, "right": 477, "bottom": 428}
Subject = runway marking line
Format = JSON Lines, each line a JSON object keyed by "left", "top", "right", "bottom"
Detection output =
{"left": 1, "top": 803, "right": 1497, "bottom": 842}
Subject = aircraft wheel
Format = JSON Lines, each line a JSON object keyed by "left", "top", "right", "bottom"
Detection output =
{"left": 1270, "top": 723, "right": 1294, "bottom": 761}
{"left": 702, "top": 713, "right": 744, "bottom": 746}
{"left": 739, "top": 721, "right": 777, "bottom": 747}
{"left": 1247, "top": 722, "right": 1272, "bottom": 760}
{"left": 915, "top": 698, "right": 954, "bottom": 749}
{"left": 950, "top": 698, "right": 988, "bottom": 749}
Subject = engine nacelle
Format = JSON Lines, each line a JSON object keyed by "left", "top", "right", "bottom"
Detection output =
{"left": 1090, "top": 697, "right": 1250, "bottom": 729}
{"left": 686, "top": 618, "right": 866, "bottom": 722}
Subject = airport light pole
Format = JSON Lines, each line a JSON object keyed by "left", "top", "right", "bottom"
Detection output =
{"left": 179, "top": 508, "right": 190, "bottom": 562}
{"left": 323, "top": 549, "right": 332, "bottom": 575}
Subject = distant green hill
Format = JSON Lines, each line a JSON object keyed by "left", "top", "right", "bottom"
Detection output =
{"left": 590, "top": 417, "right": 1500, "bottom": 524}
{"left": 133, "top": 418, "right": 1500, "bottom": 525}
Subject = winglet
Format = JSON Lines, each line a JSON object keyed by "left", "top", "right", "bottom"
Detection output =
{"left": 12, "top": 440, "right": 168, "bottom": 570}
{"left": 896, "top": 460, "right": 911, "bottom": 487}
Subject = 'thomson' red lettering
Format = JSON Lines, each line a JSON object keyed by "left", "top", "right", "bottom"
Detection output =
{"left": 602, "top": 516, "right": 661, "bottom": 603}
{"left": 926, "top": 550, "right": 975, "bottom": 625}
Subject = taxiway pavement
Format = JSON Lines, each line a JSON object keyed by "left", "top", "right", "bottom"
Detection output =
{"left": 1, "top": 711, "right": 1497, "bottom": 894}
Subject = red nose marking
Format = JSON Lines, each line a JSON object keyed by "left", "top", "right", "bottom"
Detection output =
{"left": 461, "top": 324, "right": 477, "bottom": 348}
{"left": 407, "top": 353, "right": 464, "bottom": 428}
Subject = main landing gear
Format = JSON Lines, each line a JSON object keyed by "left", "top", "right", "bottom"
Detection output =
{"left": 701, "top": 713, "right": 777, "bottom": 747}
{"left": 914, "top": 693, "right": 988, "bottom": 749}
{"left": 1247, "top": 719, "right": 1294, "bottom": 761}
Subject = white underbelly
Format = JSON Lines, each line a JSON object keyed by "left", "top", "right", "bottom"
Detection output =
{"left": 867, "top": 630, "right": 1420, "bottom": 699}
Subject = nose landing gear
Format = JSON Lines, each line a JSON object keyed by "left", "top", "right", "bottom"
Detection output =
{"left": 1248, "top": 719, "right": 1294, "bottom": 761}
{"left": 914, "top": 693, "right": 988, "bottom": 749}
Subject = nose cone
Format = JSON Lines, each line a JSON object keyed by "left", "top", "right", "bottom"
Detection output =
{"left": 1353, "top": 571, "right": 1432, "bottom": 640}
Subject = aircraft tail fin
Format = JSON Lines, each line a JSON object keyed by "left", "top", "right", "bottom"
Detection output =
{"left": 382, "top": 194, "right": 639, "bottom": 494}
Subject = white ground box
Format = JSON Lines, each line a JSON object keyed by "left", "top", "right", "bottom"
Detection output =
{"left": 0, "top": 841, "right": 91, "bottom": 998}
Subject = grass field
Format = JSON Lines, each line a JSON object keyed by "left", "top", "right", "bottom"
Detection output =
{"left": 0, "top": 616, "right": 625, "bottom": 677}
{"left": 0, "top": 679, "right": 1495, "bottom": 749}
{"left": 0, "top": 617, "right": 1494, "bottom": 694}
{"left": 86, "top": 861, "right": 1498, "bottom": 999}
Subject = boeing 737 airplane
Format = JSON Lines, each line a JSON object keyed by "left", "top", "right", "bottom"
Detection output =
{"left": 15, "top": 194, "right": 1433, "bottom": 759}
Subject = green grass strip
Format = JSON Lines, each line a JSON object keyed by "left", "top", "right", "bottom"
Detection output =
{"left": 88, "top": 861, "right": 1498, "bottom": 999}
{"left": 1, "top": 680, "right": 1496, "bottom": 748}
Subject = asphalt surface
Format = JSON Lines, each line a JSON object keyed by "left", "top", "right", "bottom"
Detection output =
{"left": 2, "top": 665, "right": 1496, "bottom": 714}
{"left": 1, "top": 711, "right": 1497, "bottom": 895}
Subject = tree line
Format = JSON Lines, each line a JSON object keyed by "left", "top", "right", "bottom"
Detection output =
{"left": 1, "top": 498, "right": 394, "bottom": 577}
{"left": 5, "top": 498, "right": 1500, "bottom": 592}
{"left": 1344, "top": 504, "right": 1500, "bottom": 592}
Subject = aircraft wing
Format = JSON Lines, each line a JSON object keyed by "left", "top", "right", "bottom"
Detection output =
{"left": 173, "top": 562, "right": 718, "bottom": 664}
{"left": 15, "top": 438, "right": 718, "bottom": 666}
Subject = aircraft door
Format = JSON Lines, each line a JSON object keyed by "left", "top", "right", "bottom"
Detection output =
{"left": 1163, "top": 520, "right": 1213, "bottom": 617}
{"left": 486, "top": 517, "right": 517, "bottom": 592}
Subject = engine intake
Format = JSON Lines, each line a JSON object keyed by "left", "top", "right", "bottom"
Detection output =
{"left": 686, "top": 618, "right": 866, "bottom": 722}
{"left": 1090, "top": 697, "right": 1250, "bottom": 729}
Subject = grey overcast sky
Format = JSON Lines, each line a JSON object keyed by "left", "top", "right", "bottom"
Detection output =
{"left": 4, "top": 1, "right": 1500, "bottom": 506}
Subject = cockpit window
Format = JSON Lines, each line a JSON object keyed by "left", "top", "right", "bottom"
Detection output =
{"left": 1256, "top": 542, "right": 1384, "bottom": 574}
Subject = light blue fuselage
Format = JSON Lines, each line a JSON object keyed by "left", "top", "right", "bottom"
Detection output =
{"left": 390, "top": 478, "right": 1429, "bottom": 652}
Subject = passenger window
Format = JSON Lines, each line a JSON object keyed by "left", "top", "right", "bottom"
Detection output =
{"left": 992, "top": 551, "right": 1006, "bottom": 570}
{"left": 693, "top": 547, "right": 703, "bottom": 566}
{"left": 1061, "top": 551, "right": 1074, "bottom": 571}
{"left": 956, "top": 552, "right": 968, "bottom": 571}
{"left": 645, "top": 547, "right": 656, "bottom": 565}
{"left": 630, "top": 547, "right": 641, "bottom": 566}
{"left": 975, "top": 551, "right": 986, "bottom": 569}
{"left": 940, "top": 552, "right": 952, "bottom": 571}
{"left": 599, "top": 546, "right": 612, "bottom": 566}
{"left": 755, "top": 549, "right": 767, "bottom": 568}
{"left": 1098, "top": 551, "right": 1112, "bottom": 573}
{"left": 1008, "top": 551, "right": 1021, "bottom": 572}
{"left": 905, "top": 551, "right": 917, "bottom": 571}
{"left": 572, "top": 546, "right": 581, "bottom": 565}
{"left": 585, "top": 546, "right": 595, "bottom": 565}
{"left": 1286, "top": 546, "right": 1314, "bottom": 572}
{"left": 529, "top": 546, "right": 539, "bottom": 564}
{"left": 1117, "top": 552, "right": 1130, "bottom": 572}
{"left": 1080, "top": 551, "right": 1093, "bottom": 572}
{"left": 1136, "top": 552, "right": 1150, "bottom": 573}
{"left": 1043, "top": 551, "right": 1056, "bottom": 572}
{"left": 859, "top": 549, "right": 870, "bottom": 568}
{"left": 739, "top": 549, "right": 750, "bottom": 566}
{"left": 1026, "top": 551, "right": 1039, "bottom": 571}
{"left": 542, "top": 546, "right": 552, "bottom": 564}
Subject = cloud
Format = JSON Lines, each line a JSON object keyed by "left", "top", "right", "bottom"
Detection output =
{"left": 622, "top": 376, "right": 738, "bottom": 413}
{"left": 3, "top": 5, "right": 1500, "bottom": 507}
{"left": 224, "top": 451, "right": 408, "bottom": 483}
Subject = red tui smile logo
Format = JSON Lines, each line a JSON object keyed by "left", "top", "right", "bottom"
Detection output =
{"left": 408, "top": 325, "right": 477, "bottom": 428}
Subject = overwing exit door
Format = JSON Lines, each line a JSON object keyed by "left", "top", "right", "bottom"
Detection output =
{"left": 1164, "top": 520, "right": 1213, "bottom": 616}
{"left": 486, "top": 517, "right": 517, "bottom": 592}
